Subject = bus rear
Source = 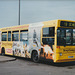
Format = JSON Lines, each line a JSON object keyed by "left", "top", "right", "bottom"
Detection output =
{"left": 55, "top": 20, "right": 75, "bottom": 62}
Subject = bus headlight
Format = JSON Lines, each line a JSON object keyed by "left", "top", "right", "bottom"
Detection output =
{"left": 60, "top": 53, "right": 62, "bottom": 56}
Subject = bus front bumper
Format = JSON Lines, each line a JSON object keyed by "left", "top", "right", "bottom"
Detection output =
{"left": 54, "top": 53, "right": 75, "bottom": 63}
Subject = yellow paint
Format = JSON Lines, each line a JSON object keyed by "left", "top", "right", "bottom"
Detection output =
{"left": 1, "top": 41, "right": 13, "bottom": 55}
{"left": 55, "top": 46, "right": 75, "bottom": 62}
{"left": 0, "top": 19, "right": 75, "bottom": 63}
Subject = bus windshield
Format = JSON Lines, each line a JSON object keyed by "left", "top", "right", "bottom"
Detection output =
{"left": 57, "top": 28, "right": 75, "bottom": 46}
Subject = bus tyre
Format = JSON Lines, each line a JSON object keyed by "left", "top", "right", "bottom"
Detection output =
{"left": 13, "top": 51, "right": 15, "bottom": 56}
{"left": 1, "top": 48, "right": 5, "bottom": 56}
{"left": 32, "top": 51, "right": 39, "bottom": 63}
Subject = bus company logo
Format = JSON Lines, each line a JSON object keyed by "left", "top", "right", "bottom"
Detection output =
{"left": 63, "top": 49, "right": 75, "bottom": 52}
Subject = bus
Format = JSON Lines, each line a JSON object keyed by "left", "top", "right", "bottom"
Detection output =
{"left": 0, "top": 19, "right": 75, "bottom": 63}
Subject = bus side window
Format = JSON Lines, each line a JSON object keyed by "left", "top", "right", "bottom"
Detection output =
{"left": 8, "top": 31, "right": 11, "bottom": 41}
{"left": 43, "top": 27, "right": 55, "bottom": 37}
{"left": 20, "top": 30, "right": 28, "bottom": 41}
{"left": 73, "top": 29, "right": 75, "bottom": 45}
{"left": 12, "top": 31, "right": 19, "bottom": 41}
{"left": 2, "top": 32, "right": 7, "bottom": 41}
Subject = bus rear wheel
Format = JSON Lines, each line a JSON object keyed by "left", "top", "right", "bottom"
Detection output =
{"left": 32, "top": 51, "right": 39, "bottom": 63}
{"left": 1, "top": 47, "right": 5, "bottom": 56}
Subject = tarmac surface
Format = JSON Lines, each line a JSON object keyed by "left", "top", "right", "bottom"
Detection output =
{"left": 0, "top": 55, "right": 75, "bottom": 75}
{"left": 0, "top": 55, "right": 16, "bottom": 62}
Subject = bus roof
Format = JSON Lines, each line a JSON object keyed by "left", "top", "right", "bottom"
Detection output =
{"left": 0, "top": 19, "right": 75, "bottom": 31}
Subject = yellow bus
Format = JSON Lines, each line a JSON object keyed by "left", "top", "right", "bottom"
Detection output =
{"left": 0, "top": 19, "right": 75, "bottom": 63}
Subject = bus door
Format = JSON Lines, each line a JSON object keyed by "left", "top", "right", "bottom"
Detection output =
{"left": 40, "top": 27, "right": 55, "bottom": 60}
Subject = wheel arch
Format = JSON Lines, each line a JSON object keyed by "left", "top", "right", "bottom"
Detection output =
{"left": 1, "top": 47, "right": 5, "bottom": 55}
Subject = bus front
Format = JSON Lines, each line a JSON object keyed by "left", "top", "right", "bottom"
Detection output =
{"left": 55, "top": 20, "right": 75, "bottom": 62}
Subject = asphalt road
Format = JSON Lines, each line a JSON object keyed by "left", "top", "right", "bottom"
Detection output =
{"left": 0, "top": 57, "right": 75, "bottom": 75}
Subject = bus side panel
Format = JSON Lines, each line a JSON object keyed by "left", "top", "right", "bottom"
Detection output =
{"left": 12, "top": 22, "right": 44, "bottom": 59}
{"left": 0, "top": 42, "right": 1, "bottom": 54}
{"left": 0, "top": 31, "right": 1, "bottom": 54}
{"left": 1, "top": 41, "right": 31, "bottom": 58}
{"left": 29, "top": 23, "right": 43, "bottom": 56}
{"left": 12, "top": 41, "right": 31, "bottom": 58}
{"left": 1, "top": 42, "right": 13, "bottom": 55}
{"left": 29, "top": 23, "right": 54, "bottom": 60}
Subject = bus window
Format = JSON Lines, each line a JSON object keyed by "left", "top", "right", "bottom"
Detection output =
{"left": 43, "top": 27, "right": 55, "bottom": 37}
{"left": 57, "top": 28, "right": 75, "bottom": 46}
{"left": 66, "top": 29, "right": 71, "bottom": 45}
{"left": 12, "top": 31, "right": 19, "bottom": 41}
{"left": 57, "top": 28, "right": 66, "bottom": 45}
{"left": 2, "top": 32, "right": 7, "bottom": 41}
{"left": 20, "top": 30, "right": 28, "bottom": 41}
{"left": 73, "top": 29, "right": 75, "bottom": 45}
{"left": 8, "top": 31, "right": 11, "bottom": 41}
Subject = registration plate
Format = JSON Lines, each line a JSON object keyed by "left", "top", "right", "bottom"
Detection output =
{"left": 68, "top": 56, "right": 74, "bottom": 58}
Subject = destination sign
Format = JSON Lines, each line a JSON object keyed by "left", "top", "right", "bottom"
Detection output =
{"left": 60, "top": 21, "right": 75, "bottom": 27}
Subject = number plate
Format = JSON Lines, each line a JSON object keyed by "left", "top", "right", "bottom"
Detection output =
{"left": 68, "top": 56, "right": 74, "bottom": 58}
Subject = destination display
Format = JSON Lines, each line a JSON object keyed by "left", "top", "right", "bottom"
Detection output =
{"left": 60, "top": 21, "right": 75, "bottom": 27}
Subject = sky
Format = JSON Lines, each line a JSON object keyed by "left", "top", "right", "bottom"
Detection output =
{"left": 0, "top": 0, "right": 75, "bottom": 28}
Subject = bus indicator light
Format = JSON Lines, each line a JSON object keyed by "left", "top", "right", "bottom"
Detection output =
{"left": 57, "top": 46, "right": 60, "bottom": 48}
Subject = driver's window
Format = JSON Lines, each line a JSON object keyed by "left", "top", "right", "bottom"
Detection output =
{"left": 57, "top": 29, "right": 65, "bottom": 45}
{"left": 66, "top": 29, "right": 71, "bottom": 45}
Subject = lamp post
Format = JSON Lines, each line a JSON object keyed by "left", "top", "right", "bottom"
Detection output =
{"left": 18, "top": 0, "right": 20, "bottom": 25}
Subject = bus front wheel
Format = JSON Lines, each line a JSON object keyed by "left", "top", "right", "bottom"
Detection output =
{"left": 32, "top": 51, "right": 39, "bottom": 63}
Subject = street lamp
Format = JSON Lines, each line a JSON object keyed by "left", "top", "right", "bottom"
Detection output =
{"left": 18, "top": 0, "right": 20, "bottom": 25}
